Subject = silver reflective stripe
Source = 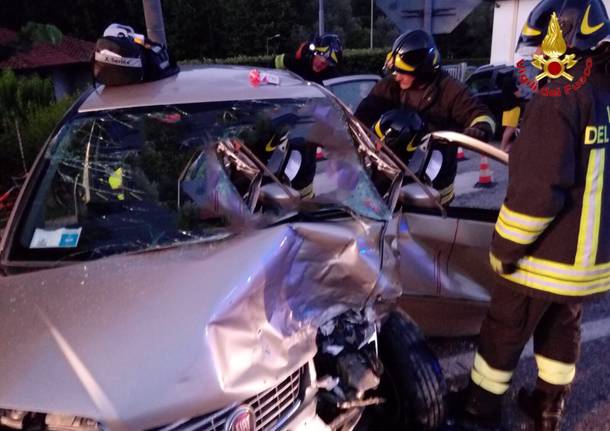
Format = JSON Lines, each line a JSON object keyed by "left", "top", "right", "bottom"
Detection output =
{"left": 506, "top": 266, "right": 610, "bottom": 294}
{"left": 95, "top": 50, "right": 142, "bottom": 68}
{"left": 499, "top": 205, "right": 553, "bottom": 231}
{"left": 519, "top": 257, "right": 610, "bottom": 281}
{"left": 495, "top": 220, "right": 538, "bottom": 244}
{"left": 576, "top": 149, "right": 606, "bottom": 266}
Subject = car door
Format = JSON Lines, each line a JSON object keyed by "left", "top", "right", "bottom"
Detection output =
{"left": 394, "top": 134, "right": 510, "bottom": 334}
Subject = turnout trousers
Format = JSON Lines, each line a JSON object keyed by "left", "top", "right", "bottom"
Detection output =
{"left": 472, "top": 284, "right": 583, "bottom": 396}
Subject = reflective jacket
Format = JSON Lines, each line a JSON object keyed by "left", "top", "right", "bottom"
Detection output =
{"left": 354, "top": 71, "right": 495, "bottom": 205}
{"left": 274, "top": 43, "right": 339, "bottom": 84}
{"left": 491, "top": 57, "right": 610, "bottom": 298}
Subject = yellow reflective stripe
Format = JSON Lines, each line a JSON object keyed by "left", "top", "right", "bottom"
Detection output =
{"left": 576, "top": 149, "right": 605, "bottom": 266}
{"left": 331, "top": 51, "right": 338, "bottom": 63}
{"left": 265, "top": 135, "right": 277, "bottom": 152}
{"left": 581, "top": 4, "right": 605, "bottom": 35}
{"left": 495, "top": 205, "right": 554, "bottom": 245}
{"left": 315, "top": 46, "right": 330, "bottom": 53}
{"left": 471, "top": 369, "right": 510, "bottom": 395}
{"left": 490, "top": 253, "right": 610, "bottom": 296}
{"left": 502, "top": 107, "right": 521, "bottom": 128}
{"left": 374, "top": 120, "right": 384, "bottom": 138}
{"left": 496, "top": 216, "right": 542, "bottom": 244}
{"left": 108, "top": 168, "right": 123, "bottom": 190}
{"left": 438, "top": 184, "right": 454, "bottom": 205}
{"left": 274, "top": 54, "right": 286, "bottom": 69}
{"left": 535, "top": 355, "right": 576, "bottom": 386}
{"left": 518, "top": 255, "right": 610, "bottom": 282}
{"left": 522, "top": 23, "right": 542, "bottom": 37}
{"left": 298, "top": 183, "right": 314, "bottom": 199}
{"left": 394, "top": 55, "right": 415, "bottom": 72}
{"left": 469, "top": 115, "right": 496, "bottom": 134}
{"left": 499, "top": 205, "right": 554, "bottom": 232}
{"left": 471, "top": 352, "right": 512, "bottom": 395}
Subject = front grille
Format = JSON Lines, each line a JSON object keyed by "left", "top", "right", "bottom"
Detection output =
{"left": 156, "top": 366, "right": 305, "bottom": 431}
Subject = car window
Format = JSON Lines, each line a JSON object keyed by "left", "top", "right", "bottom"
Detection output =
{"left": 8, "top": 97, "right": 392, "bottom": 263}
{"left": 467, "top": 71, "right": 494, "bottom": 93}
{"left": 327, "top": 79, "right": 379, "bottom": 112}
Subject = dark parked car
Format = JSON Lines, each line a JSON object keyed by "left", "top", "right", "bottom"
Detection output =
{"left": 465, "top": 64, "right": 517, "bottom": 137}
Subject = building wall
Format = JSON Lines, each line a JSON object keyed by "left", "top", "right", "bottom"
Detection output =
{"left": 491, "top": 0, "right": 610, "bottom": 65}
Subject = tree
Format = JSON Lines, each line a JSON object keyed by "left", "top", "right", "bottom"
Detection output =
{"left": 0, "top": 70, "right": 56, "bottom": 187}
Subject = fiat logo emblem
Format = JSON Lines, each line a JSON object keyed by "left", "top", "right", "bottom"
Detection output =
{"left": 225, "top": 405, "right": 255, "bottom": 431}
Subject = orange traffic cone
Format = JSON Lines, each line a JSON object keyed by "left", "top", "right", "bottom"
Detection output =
{"left": 457, "top": 146, "right": 466, "bottom": 161}
{"left": 475, "top": 156, "right": 495, "bottom": 188}
{"left": 316, "top": 146, "right": 325, "bottom": 160}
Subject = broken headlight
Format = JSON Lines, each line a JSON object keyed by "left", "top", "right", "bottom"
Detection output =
{"left": 0, "top": 410, "right": 101, "bottom": 431}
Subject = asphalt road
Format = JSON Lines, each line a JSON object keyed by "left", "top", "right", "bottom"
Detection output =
{"left": 430, "top": 148, "right": 610, "bottom": 430}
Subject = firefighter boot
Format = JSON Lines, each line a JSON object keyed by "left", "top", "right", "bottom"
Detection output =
{"left": 518, "top": 386, "right": 569, "bottom": 431}
{"left": 450, "top": 383, "right": 502, "bottom": 430}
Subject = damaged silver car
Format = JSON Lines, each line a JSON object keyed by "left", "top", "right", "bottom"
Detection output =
{"left": 0, "top": 66, "right": 448, "bottom": 431}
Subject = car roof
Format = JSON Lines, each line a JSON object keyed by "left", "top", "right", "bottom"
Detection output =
{"left": 471, "top": 64, "right": 515, "bottom": 75}
{"left": 78, "top": 65, "right": 326, "bottom": 113}
{"left": 322, "top": 74, "right": 381, "bottom": 86}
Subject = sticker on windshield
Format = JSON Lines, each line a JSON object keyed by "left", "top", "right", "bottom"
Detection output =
{"left": 30, "top": 227, "right": 82, "bottom": 249}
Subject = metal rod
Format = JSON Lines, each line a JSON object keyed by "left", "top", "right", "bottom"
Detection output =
{"left": 319, "top": 0, "right": 325, "bottom": 36}
{"left": 424, "top": 0, "right": 433, "bottom": 33}
{"left": 142, "top": 0, "right": 167, "bottom": 45}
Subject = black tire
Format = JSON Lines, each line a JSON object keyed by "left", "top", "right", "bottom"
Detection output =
{"left": 376, "top": 309, "right": 447, "bottom": 430}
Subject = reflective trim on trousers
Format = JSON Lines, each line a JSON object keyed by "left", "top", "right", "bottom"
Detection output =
{"left": 471, "top": 352, "right": 513, "bottom": 395}
{"left": 535, "top": 354, "right": 576, "bottom": 386}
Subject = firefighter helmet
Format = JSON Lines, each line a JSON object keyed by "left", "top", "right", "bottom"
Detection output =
{"left": 310, "top": 33, "right": 343, "bottom": 66}
{"left": 388, "top": 30, "right": 440, "bottom": 78}
{"left": 373, "top": 109, "right": 425, "bottom": 162}
{"left": 517, "top": 0, "right": 610, "bottom": 53}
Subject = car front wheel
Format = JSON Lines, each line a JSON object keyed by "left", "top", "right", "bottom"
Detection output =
{"left": 372, "top": 309, "right": 448, "bottom": 430}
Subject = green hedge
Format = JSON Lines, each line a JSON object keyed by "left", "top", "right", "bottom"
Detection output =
{"left": 181, "top": 48, "right": 488, "bottom": 75}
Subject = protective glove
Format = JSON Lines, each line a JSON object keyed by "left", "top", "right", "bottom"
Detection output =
{"left": 490, "top": 256, "right": 517, "bottom": 275}
{"left": 463, "top": 122, "right": 493, "bottom": 143}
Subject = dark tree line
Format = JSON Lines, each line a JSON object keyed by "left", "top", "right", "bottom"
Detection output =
{"left": 0, "top": 1, "right": 492, "bottom": 61}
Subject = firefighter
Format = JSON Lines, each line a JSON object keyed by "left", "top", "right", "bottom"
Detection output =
{"left": 499, "top": 73, "right": 524, "bottom": 153}
{"left": 355, "top": 29, "right": 495, "bottom": 205}
{"left": 274, "top": 33, "right": 342, "bottom": 84}
{"left": 457, "top": 1, "right": 610, "bottom": 430}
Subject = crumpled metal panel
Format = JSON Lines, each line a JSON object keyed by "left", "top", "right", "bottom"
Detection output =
{"left": 0, "top": 219, "right": 400, "bottom": 431}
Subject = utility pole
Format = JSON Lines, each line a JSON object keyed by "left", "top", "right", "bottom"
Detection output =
{"left": 423, "top": 0, "right": 433, "bottom": 33}
{"left": 370, "top": 0, "right": 374, "bottom": 49}
{"left": 142, "top": 0, "right": 167, "bottom": 46}
{"left": 319, "top": 0, "right": 325, "bottom": 36}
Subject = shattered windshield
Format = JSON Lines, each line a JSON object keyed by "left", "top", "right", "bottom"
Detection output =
{"left": 9, "top": 97, "right": 392, "bottom": 262}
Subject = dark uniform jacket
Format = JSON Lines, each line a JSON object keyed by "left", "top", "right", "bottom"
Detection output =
{"left": 274, "top": 43, "right": 339, "bottom": 84}
{"left": 491, "top": 57, "right": 610, "bottom": 300}
{"left": 354, "top": 71, "right": 495, "bottom": 204}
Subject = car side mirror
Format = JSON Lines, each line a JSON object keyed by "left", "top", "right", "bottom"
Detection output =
{"left": 399, "top": 183, "right": 441, "bottom": 209}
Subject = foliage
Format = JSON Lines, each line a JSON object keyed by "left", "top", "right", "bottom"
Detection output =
{"left": 0, "top": 0, "right": 492, "bottom": 62}
{"left": 0, "top": 71, "right": 75, "bottom": 190}
{"left": 20, "top": 22, "right": 63, "bottom": 45}
{"left": 181, "top": 49, "right": 487, "bottom": 76}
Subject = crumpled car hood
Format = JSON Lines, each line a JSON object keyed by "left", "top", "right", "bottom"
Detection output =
{"left": 0, "top": 219, "right": 400, "bottom": 431}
